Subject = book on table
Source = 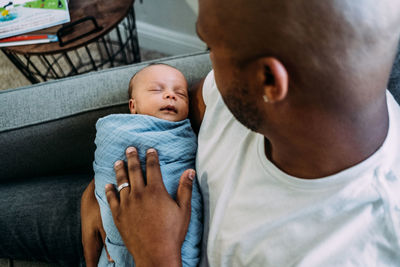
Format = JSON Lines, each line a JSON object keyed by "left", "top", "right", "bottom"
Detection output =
{"left": 0, "top": 0, "right": 70, "bottom": 42}
{"left": 0, "top": 34, "right": 58, "bottom": 47}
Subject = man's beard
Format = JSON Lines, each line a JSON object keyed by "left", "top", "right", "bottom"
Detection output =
{"left": 220, "top": 83, "right": 263, "bottom": 133}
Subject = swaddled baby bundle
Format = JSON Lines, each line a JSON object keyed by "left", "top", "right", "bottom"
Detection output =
{"left": 94, "top": 114, "right": 202, "bottom": 267}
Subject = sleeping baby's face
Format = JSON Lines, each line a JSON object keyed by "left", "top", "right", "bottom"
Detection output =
{"left": 128, "top": 64, "right": 189, "bottom": 122}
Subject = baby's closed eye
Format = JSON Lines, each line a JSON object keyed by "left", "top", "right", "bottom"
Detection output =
{"left": 149, "top": 88, "right": 162, "bottom": 92}
{"left": 174, "top": 89, "right": 188, "bottom": 98}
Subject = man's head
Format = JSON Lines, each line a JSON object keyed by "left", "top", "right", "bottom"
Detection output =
{"left": 128, "top": 64, "right": 189, "bottom": 122}
{"left": 197, "top": 0, "right": 400, "bottom": 133}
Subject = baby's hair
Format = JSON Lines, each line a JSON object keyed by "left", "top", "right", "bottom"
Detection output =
{"left": 128, "top": 63, "right": 182, "bottom": 99}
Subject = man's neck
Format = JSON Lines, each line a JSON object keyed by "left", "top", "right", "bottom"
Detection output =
{"left": 264, "top": 96, "right": 389, "bottom": 179}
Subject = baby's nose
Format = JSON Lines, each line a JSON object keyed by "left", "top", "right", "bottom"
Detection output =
{"left": 164, "top": 90, "right": 177, "bottom": 100}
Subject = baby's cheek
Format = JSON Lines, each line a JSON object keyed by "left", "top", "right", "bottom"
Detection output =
{"left": 182, "top": 104, "right": 190, "bottom": 118}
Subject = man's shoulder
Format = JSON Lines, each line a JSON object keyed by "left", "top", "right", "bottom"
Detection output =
{"left": 202, "top": 70, "right": 217, "bottom": 106}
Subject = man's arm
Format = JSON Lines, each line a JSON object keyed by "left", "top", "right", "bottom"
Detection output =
{"left": 189, "top": 77, "right": 206, "bottom": 134}
{"left": 81, "top": 180, "right": 113, "bottom": 266}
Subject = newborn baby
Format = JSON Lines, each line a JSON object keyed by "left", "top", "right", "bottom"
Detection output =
{"left": 93, "top": 63, "right": 202, "bottom": 267}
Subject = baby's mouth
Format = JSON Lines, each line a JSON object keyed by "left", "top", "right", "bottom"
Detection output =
{"left": 160, "top": 105, "right": 177, "bottom": 113}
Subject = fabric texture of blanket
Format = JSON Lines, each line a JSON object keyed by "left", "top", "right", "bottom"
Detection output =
{"left": 94, "top": 114, "right": 202, "bottom": 267}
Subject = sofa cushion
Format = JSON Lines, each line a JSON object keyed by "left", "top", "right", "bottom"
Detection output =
{"left": 0, "top": 173, "right": 92, "bottom": 266}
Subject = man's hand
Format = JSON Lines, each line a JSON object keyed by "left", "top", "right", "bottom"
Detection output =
{"left": 105, "top": 147, "right": 195, "bottom": 267}
{"left": 81, "top": 179, "right": 113, "bottom": 267}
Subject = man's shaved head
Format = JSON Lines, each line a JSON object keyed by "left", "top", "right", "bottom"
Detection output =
{"left": 198, "top": 0, "right": 400, "bottom": 131}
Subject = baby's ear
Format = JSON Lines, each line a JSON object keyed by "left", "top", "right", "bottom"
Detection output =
{"left": 129, "top": 99, "right": 137, "bottom": 114}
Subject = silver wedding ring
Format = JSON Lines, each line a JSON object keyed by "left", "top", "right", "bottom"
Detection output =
{"left": 117, "top": 182, "right": 130, "bottom": 192}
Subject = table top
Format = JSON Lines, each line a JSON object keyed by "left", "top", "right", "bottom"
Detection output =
{"left": 4, "top": 0, "right": 134, "bottom": 54}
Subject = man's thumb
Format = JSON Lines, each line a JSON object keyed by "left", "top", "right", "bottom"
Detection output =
{"left": 176, "top": 169, "right": 195, "bottom": 215}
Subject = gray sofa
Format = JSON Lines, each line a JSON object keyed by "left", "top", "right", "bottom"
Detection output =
{"left": 1, "top": 48, "right": 400, "bottom": 267}
{"left": 0, "top": 51, "right": 211, "bottom": 266}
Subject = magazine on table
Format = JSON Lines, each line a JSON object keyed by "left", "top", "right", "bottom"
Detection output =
{"left": 0, "top": 0, "right": 70, "bottom": 40}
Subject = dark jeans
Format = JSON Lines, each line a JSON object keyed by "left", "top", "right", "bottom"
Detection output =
{"left": 0, "top": 174, "right": 91, "bottom": 266}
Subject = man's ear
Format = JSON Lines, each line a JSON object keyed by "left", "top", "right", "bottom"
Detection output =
{"left": 129, "top": 98, "right": 137, "bottom": 114}
{"left": 257, "top": 57, "right": 288, "bottom": 103}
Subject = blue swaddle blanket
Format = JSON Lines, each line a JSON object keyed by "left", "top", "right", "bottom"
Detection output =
{"left": 94, "top": 114, "right": 202, "bottom": 267}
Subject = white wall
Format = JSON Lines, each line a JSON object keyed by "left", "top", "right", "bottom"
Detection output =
{"left": 134, "top": 0, "right": 206, "bottom": 55}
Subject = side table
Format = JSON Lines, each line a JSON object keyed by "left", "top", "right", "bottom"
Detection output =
{"left": 1, "top": 0, "right": 140, "bottom": 83}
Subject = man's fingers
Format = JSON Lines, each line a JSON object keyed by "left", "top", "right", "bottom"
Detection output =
{"left": 114, "top": 160, "right": 130, "bottom": 199}
{"left": 105, "top": 184, "right": 119, "bottom": 213}
{"left": 125, "top": 147, "right": 145, "bottom": 191}
{"left": 176, "top": 169, "right": 194, "bottom": 217}
{"left": 105, "top": 183, "right": 120, "bottom": 260}
{"left": 145, "top": 148, "right": 165, "bottom": 188}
